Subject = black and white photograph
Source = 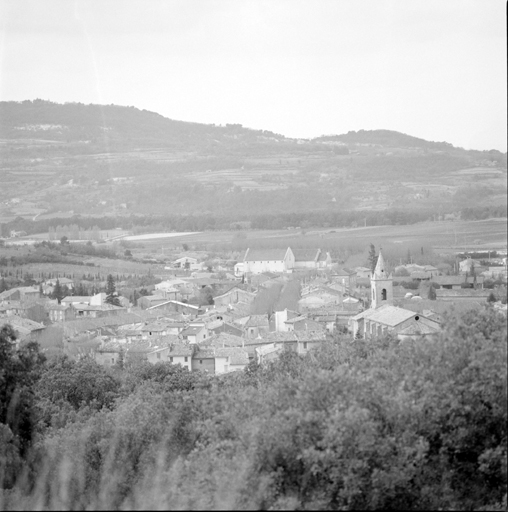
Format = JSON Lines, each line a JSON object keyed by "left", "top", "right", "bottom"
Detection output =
{"left": 0, "top": 0, "right": 506, "bottom": 509}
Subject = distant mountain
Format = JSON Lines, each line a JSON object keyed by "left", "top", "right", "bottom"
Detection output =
{"left": 312, "top": 129, "right": 456, "bottom": 150}
{"left": 0, "top": 99, "right": 505, "bottom": 229}
{"left": 0, "top": 99, "right": 288, "bottom": 150}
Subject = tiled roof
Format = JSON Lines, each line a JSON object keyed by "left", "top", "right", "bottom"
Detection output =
{"left": 244, "top": 314, "right": 269, "bottom": 327}
{"left": 284, "top": 315, "right": 307, "bottom": 324}
{"left": 432, "top": 275, "right": 484, "bottom": 285}
{"left": 244, "top": 248, "right": 289, "bottom": 262}
{"left": 202, "top": 332, "right": 246, "bottom": 348}
{"left": 72, "top": 304, "right": 124, "bottom": 311}
{"left": 127, "top": 341, "right": 152, "bottom": 353}
{"left": 141, "top": 322, "right": 171, "bottom": 332}
{"left": 194, "top": 347, "right": 216, "bottom": 358}
{"left": 394, "top": 298, "right": 483, "bottom": 315}
{"left": 398, "top": 320, "right": 440, "bottom": 335}
{"left": 168, "top": 343, "right": 193, "bottom": 356}
{"left": 292, "top": 248, "right": 320, "bottom": 262}
{"left": 333, "top": 268, "right": 355, "bottom": 277}
{"left": 293, "top": 330, "right": 327, "bottom": 342}
{"left": 353, "top": 305, "right": 415, "bottom": 327}
{"left": 156, "top": 334, "right": 181, "bottom": 346}
{"left": 141, "top": 294, "right": 167, "bottom": 302}
{"left": 61, "top": 312, "right": 147, "bottom": 335}
{"left": 61, "top": 296, "right": 91, "bottom": 304}
{"left": 97, "top": 340, "right": 124, "bottom": 352}
{"left": 216, "top": 347, "right": 249, "bottom": 365}
{"left": 435, "top": 289, "right": 491, "bottom": 297}
{"left": 0, "top": 314, "right": 45, "bottom": 333}
{"left": 256, "top": 343, "right": 283, "bottom": 357}
{"left": 180, "top": 326, "right": 203, "bottom": 336}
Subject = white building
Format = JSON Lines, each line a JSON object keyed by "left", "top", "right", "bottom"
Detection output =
{"left": 242, "top": 247, "right": 295, "bottom": 274}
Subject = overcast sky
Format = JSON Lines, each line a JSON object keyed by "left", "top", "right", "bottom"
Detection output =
{"left": 0, "top": 0, "right": 506, "bottom": 151}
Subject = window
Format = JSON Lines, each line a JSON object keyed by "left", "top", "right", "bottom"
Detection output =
{"left": 111, "top": 358, "right": 115, "bottom": 364}
{"left": 200, "top": 360, "right": 203, "bottom": 364}
{"left": 303, "top": 342, "right": 308, "bottom": 349}
{"left": 184, "top": 356, "right": 188, "bottom": 362}
{"left": 382, "top": 288, "right": 387, "bottom": 300}
{"left": 169, "top": 356, "right": 173, "bottom": 362}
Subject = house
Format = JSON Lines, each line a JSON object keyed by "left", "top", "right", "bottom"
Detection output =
{"left": 202, "top": 331, "right": 245, "bottom": 350}
{"left": 246, "top": 330, "right": 327, "bottom": 357}
{"left": 285, "top": 316, "right": 325, "bottom": 332}
{"left": 205, "top": 319, "right": 244, "bottom": 337}
{"left": 0, "top": 300, "right": 27, "bottom": 317}
{"left": 48, "top": 303, "right": 76, "bottom": 322}
{"left": 249, "top": 272, "right": 279, "bottom": 288}
{"left": 212, "top": 287, "right": 256, "bottom": 308}
{"left": 72, "top": 302, "right": 126, "bottom": 319}
{"left": 273, "top": 308, "right": 301, "bottom": 332}
{"left": 180, "top": 324, "right": 209, "bottom": 344}
{"left": 431, "top": 275, "right": 484, "bottom": 289}
{"left": 308, "top": 312, "right": 339, "bottom": 333}
{"left": 298, "top": 291, "right": 342, "bottom": 311}
{"left": 459, "top": 257, "right": 482, "bottom": 274}
{"left": 165, "top": 343, "right": 194, "bottom": 370}
{"left": 146, "top": 340, "right": 192, "bottom": 370}
{"left": 141, "top": 321, "right": 174, "bottom": 340}
{"left": 0, "top": 286, "right": 41, "bottom": 303}
{"left": 355, "top": 267, "right": 372, "bottom": 279}
{"left": 331, "top": 268, "right": 357, "bottom": 290}
{"left": 292, "top": 248, "right": 332, "bottom": 270}
{"left": 95, "top": 341, "right": 124, "bottom": 366}
{"left": 44, "top": 277, "right": 75, "bottom": 291}
{"left": 242, "top": 247, "right": 295, "bottom": 274}
{"left": 255, "top": 343, "right": 284, "bottom": 364}
{"left": 0, "top": 314, "right": 46, "bottom": 343}
{"left": 221, "top": 347, "right": 250, "bottom": 372}
{"left": 235, "top": 314, "right": 270, "bottom": 338}
{"left": 61, "top": 296, "right": 92, "bottom": 306}
{"left": 124, "top": 341, "right": 152, "bottom": 363}
{"left": 174, "top": 256, "right": 198, "bottom": 268}
{"left": 434, "top": 288, "right": 492, "bottom": 302}
{"left": 137, "top": 294, "right": 168, "bottom": 310}
{"left": 191, "top": 345, "right": 249, "bottom": 374}
{"left": 190, "top": 345, "right": 226, "bottom": 373}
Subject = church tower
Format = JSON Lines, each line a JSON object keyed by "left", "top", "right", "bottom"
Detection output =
{"left": 370, "top": 249, "right": 393, "bottom": 309}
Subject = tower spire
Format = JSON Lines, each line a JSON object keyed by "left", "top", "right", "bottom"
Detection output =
{"left": 373, "top": 248, "right": 386, "bottom": 278}
{"left": 370, "top": 248, "right": 393, "bottom": 309}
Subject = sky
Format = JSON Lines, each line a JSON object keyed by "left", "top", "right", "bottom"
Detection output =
{"left": 0, "top": 0, "right": 506, "bottom": 151}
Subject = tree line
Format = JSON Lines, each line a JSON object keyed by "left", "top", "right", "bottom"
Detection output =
{"left": 5, "top": 203, "right": 501, "bottom": 239}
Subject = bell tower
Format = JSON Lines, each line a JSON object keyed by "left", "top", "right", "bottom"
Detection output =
{"left": 371, "top": 249, "right": 393, "bottom": 309}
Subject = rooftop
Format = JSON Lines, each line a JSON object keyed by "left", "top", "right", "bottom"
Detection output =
{"left": 244, "top": 248, "right": 290, "bottom": 262}
{"left": 352, "top": 304, "right": 416, "bottom": 327}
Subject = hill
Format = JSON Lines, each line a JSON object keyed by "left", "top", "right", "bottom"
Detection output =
{"left": 313, "top": 129, "right": 455, "bottom": 151}
{"left": 0, "top": 100, "right": 506, "bottom": 234}
{"left": 0, "top": 99, "right": 289, "bottom": 151}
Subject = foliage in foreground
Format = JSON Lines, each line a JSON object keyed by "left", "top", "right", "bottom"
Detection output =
{"left": 0, "top": 306, "right": 506, "bottom": 510}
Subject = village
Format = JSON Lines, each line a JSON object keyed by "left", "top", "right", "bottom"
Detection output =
{"left": 0, "top": 244, "right": 506, "bottom": 375}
